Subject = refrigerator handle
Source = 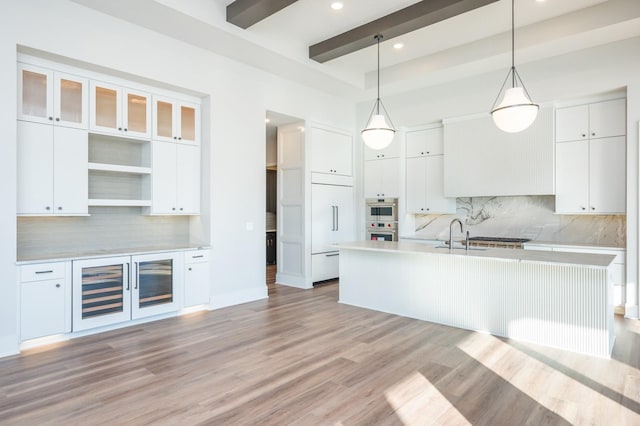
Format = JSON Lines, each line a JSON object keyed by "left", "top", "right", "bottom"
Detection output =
{"left": 331, "top": 206, "right": 336, "bottom": 231}
{"left": 134, "top": 262, "right": 139, "bottom": 290}
{"left": 336, "top": 206, "right": 339, "bottom": 231}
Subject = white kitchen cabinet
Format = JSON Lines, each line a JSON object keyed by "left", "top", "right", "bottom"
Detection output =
{"left": 151, "top": 141, "right": 200, "bottom": 215}
{"left": 363, "top": 157, "right": 400, "bottom": 198}
{"left": 153, "top": 96, "right": 200, "bottom": 145}
{"left": 184, "top": 250, "right": 210, "bottom": 307}
{"left": 20, "top": 262, "right": 71, "bottom": 341}
{"left": 363, "top": 134, "right": 399, "bottom": 160}
{"left": 406, "top": 127, "right": 444, "bottom": 158}
{"left": 555, "top": 136, "right": 625, "bottom": 214}
{"left": 17, "top": 121, "right": 88, "bottom": 216}
{"left": 406, "top": 155, "right": 456, "bottom": 214}
{"left": 310, "top": 126, "right": 352, "bottom": 176}
{"left": 18, "top": 63, "right": 88, "bottom": 129}
{"left": 90, "top": 81, "right": 151, "bottom": 139}
{"left": 556, "top": 99, "right": 626, "bottom": 142}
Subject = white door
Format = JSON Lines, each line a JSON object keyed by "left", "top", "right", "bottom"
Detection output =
{"left": 555, "top": 105, "right": 588, "bottom": 142}
{"left": 53, "top": 126, "right": 88, "bottom": 215}
{"left": 555, "top": 140, "right": 589, "bottom": 213}
{"left": 17, "top": 121, "right": 54, "bottom": 215}
{"left": 176, "top": 144, "right": 200, "bottom": 214}
{"left": 54, "top": 72, "right": 88, "bottom": 129}
{"left": 17, "top": 63, "right": 53, "bottom": 125}
{"left": 311, "top": 184, "right": 336, "bottom": 254}
{"left": 21, "top": 279, "right": 66, "bottom": 340}
{"left": 589, "top": 136, "right": 626, "bottom": 213}
{"left": 380, "top": 158, "right": 400, "bottom": 198}
{"left": 131, "top": 252, "right": 182, "bottom": 320}
{"left": 184, "top": 262, "right": 210, "bottom": 307}
{"left": 90, "top": 81, "right": 123, "bottom": 135}
{"left": 153, "top": 97, "right": 176, "bottom": 142}
{"left": 151, "top": 141, "right": 178, "bottom": 214}
{"left": 122, "top": 88, "right": 151, "bottom": 139}
{"left": 334, "top": 185, "right": 355, "bottom": 244}
{"left": 406, "top": 156, "right": 426, "bottom": 213}
{"left": 363, "top": 160, "right": 382, "bottom": 198}
{"left": 72, "top": 256, "right": 131, "bottom": 331}
{"left": 425, "top": 155, "right": 455, "bottom": 213}
{"left": 589, "top": 99, "right": 626, "bottom": 139}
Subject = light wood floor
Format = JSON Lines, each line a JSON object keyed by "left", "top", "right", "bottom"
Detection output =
{"left": 1, "top": 282, "right": 640, "bottom": 425}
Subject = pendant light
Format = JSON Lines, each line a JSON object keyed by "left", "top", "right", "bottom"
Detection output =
{"left": 362, "top": 34, "right": 396, "bottom": 150}
{"left": 490, "top": 0, "right": 538, "bottom": 133}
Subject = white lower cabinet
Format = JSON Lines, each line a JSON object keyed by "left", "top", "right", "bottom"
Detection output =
{"left": 73, "top": 252, "right": 182, "bottom": 331}
{"left": 20, "top": 262, "right": 72, "bottom": 341}
{"left": 151, "top": 141, "right": 200, "bottom": 215}
{"left": 184, "top": 250, "right": 210, "bottom": 307}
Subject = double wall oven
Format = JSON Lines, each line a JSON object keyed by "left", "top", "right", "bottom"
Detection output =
{"left": 366, "top": 198, "right": 398, "bottom": 241}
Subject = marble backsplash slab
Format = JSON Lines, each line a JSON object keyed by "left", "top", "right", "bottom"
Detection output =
{"left": 414, "top": 196, "right": 626, "bottom": 247}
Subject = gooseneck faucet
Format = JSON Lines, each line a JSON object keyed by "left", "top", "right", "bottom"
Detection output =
{"left": 449, "top": 218, "right": 463, "bottom": 249}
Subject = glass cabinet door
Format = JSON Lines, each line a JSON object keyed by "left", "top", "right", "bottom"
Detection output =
{"left": 153, "top": 98, "right": 175, "bottom": 142}
{"left": 179, "top": 104, "right": 198, "bottom": 143}
{"left": 72, "top": 256, "right": 131, "bottom": 331}
{"left": 132, "top": 252, "right": 181, "bottom": 319}
{"left": 90, "top": 81, "right": 122, "bottom": 134}
{"left": 123, "top": 89, "right": 150, "bottom": 139}
{"left": 18, "top": 63, "right": 53, "bottom": 124}
{"left": 54, "top": 72, "right": 88, "bottom": 129}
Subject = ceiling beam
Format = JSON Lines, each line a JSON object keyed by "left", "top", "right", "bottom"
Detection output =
{"left": 309, "top": 0, "right": 500, "bottom": 63}
{"left": 227, "top": 0, "right": 299, "bottom": 29}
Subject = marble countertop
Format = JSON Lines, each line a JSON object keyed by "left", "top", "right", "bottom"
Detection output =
{"left": 17, "top": 245, "right": 210, "bottom": 264}
{"left": 336, "top": 240, "right": 615, "bottom": 268}
{"left": 400, "top": 234, "right": 625, "bottom": 250}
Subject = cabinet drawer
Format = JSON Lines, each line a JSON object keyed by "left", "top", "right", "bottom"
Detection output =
{"left": 312, "top": 252, "right": 340, "bottom": 282}
{"left": 21, "top": 262, "right": 65, "bottom": 282}
{"left": 184, "top": 249, "right": 209, "bottom": 264}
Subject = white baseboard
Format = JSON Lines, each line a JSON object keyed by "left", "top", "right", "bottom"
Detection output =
{"left": 0, "top": 334, "right": 20, "bottom": 358}
{"left": 210, "top": 285, "right": 268, "bottom": 309}
{"left": 275, "top": 272, "right": 312, "bottom": 289}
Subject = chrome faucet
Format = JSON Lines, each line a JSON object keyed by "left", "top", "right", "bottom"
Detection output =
{"left": 449, "top": 218, "right": 463, "bottom": 249}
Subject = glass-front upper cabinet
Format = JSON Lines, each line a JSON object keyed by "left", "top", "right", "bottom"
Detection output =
{"left": 90, "top": 80, "right": 151, "bottom": 139}
{"left": 18, "top": 63, "right": 88, "bottom": 129}
{"left": 153, "top": 96, "right": 200, "bottom": 145}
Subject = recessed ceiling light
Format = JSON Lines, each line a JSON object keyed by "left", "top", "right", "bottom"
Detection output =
{"left": 265, "top": 118, "right": 271, "bottom": 123}
{"left": 393, "top": 42, "right": 404, "bottom": 50}
{"left": 331, "top": 2, "right": 344, "bottom": 11}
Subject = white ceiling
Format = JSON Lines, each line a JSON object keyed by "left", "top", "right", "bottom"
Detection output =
{"left": 71, "top": 0, "right": 640, "bottom": 100}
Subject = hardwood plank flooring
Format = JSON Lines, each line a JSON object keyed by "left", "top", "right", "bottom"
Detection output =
{"left": 1, "top": 281, "right": 640, "bottom": 425}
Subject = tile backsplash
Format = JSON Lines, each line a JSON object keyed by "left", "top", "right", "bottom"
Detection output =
{"left": 414, "top": 195, "right": 626, "bottom": 246}
{"left": 17, "top": 207, "right": 199, "bottom": 260}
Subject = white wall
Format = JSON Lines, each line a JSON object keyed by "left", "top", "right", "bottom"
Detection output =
{"left": 0, "top": 0, "right": 355, "bottom": 356}
{"left": 357, "top": 37, "right": 640, "bottom": 318}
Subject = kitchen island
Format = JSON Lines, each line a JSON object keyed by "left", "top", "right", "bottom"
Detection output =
{"left": 337, "top": 241, "right": 616, "bottom": 358}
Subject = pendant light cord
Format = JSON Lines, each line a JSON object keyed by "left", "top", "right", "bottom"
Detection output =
{"left": 376, "top": 34, "right": 382, "bottom": 113}
{"left": 511, "top": 0, "right": 515, "bottom": 87}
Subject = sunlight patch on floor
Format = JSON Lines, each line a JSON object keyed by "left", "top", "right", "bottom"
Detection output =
{"left": 456, "top": 332, "right": 640, "bottom": 423}
{"left": 384, "top": 371, "right": 471, "bottom": 425}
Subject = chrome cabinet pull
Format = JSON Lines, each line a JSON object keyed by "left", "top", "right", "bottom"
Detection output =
{"left": 336, "top": 206, "right": 339, "bottom": 231}
{"left": 35, "top": 270, "right": 53, "bottom": 274}
{"left": 126, "top": 263, "right": 130, "bottom": 291}
{"left": 134, "top": 262, "right": 139, "bottom": 290}
{"left": 326, "top": 253, "right": 339, "bottom": 257}
{"left": 192, "top": 255, "right": 204, "bottom": 259}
